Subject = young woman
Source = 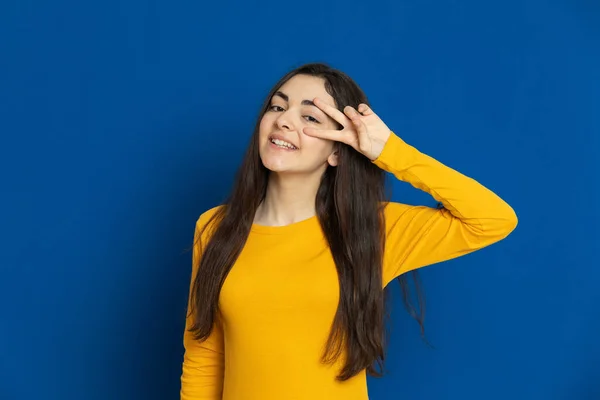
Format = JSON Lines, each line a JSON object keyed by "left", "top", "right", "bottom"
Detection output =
{"left": 180, "top": 63, "right": 518, "bottom": 400}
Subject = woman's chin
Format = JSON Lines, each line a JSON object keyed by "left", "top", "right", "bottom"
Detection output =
{"left": 262, "top": 163, "right": 290, "bottom": 173}
{"left": 260, "top": 153, "right": 293, "bottom": 172}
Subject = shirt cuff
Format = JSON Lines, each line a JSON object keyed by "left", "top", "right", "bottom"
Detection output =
{"left": 372, "top": 131, "right": 417, "bottom": 172}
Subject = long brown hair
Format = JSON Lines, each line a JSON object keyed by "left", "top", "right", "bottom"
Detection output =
{"left": 188, "top": 62, "right": 426, "bottom": 381}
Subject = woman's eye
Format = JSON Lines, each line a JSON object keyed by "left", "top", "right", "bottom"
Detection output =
{"left": 268, "top": 106, "right": 319, "bottom": 123}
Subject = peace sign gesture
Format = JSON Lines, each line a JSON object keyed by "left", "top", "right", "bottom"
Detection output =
{"left": 303, "top": 97, "right": 392, "bottom": 161}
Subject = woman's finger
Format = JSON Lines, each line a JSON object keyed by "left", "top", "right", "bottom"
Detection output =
{"left": 352, "top": 113, "right": 366, "bottom": 134}
{"left": 343, "top": 105, "right": 362, "bottom": 121}
{"left": 352, "top": 114, "right": 370, "bottom": 152}
{"left": 357, "top": 103, "right": 374, "bottom": 116}
{"left": 302, "top": 127, "right": 355, "bottom": 146}
{"left": 313, "top": 98, "right": 350, "bottom": 128}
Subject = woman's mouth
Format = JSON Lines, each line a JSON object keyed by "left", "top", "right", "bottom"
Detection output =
{"left": 269, "top": 137, "right": 298, "bottom": 150}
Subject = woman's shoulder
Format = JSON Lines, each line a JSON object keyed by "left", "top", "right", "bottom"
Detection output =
{"left": 196, "top": 204, "right": 224, "bottom": 240}
{"left": 380, "top": 200, "right": 438, "bottom": 224}
{"left": 380, "top": 200, "right": 413, "bottom": 215}
{"left": 197, "top": 204, "right": 225, "bottom": 222}
{"left": 195, "top": 204, "right": 226, "bottom": 234}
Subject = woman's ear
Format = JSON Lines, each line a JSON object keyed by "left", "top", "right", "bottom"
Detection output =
{"left": 327, "top": 150, "right": 339, "bottom": 167}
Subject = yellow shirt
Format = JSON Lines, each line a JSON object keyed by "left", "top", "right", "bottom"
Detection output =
{"left": 180, "top": 132, "right": 518, "bottom": 400}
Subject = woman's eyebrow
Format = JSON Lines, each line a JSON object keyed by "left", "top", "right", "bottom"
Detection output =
{"left": 273, "top": 91, "right": 318, "bottom": 108}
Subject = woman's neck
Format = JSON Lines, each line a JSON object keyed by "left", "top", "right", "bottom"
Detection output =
{"left": 253, "top": 172, "right": 321, "bottom": 226}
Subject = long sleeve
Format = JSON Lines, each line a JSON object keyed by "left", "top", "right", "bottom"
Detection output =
{"left": 180, "top": 214, "right": 225, "bottom": 400}
{"left": 374, "top": 131, "right": 518, "bottom": 288}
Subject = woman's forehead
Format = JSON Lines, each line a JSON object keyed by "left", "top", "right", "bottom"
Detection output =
{"left": 276, "top": 75, "right": 334, "bottom": 104}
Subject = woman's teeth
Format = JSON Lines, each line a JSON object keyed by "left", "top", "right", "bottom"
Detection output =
{"left": 271, "top": 138, "right": 297, "bottom": 150}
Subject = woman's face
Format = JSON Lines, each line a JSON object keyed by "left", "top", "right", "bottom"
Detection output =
{"left": 258, "top": 74, "right": 341, "bottom": 175}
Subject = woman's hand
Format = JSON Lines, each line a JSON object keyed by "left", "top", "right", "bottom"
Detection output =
{"left": 303, "top": 97, "right": 392, "bottom": 161}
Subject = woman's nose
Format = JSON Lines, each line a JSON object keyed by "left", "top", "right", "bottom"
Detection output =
{"left": 276, "top": 116, "right": 291, "bottom": 131}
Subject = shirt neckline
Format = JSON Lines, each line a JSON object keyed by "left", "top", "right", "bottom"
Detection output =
{"left": 250, "top": 214, "right": 320, "bottom": 235}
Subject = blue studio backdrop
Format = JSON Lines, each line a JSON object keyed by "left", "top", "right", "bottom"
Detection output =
{"left": 1, "top": 0, "right": 598, "bottom": 399}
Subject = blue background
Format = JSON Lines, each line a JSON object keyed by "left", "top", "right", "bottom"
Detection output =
{"left": 1, "top": 0, "right": 598, "bottom": 399}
